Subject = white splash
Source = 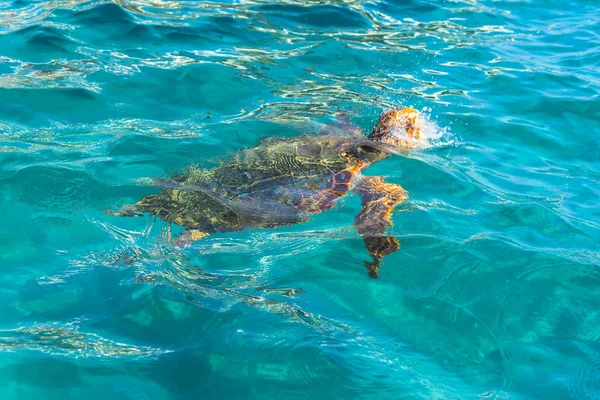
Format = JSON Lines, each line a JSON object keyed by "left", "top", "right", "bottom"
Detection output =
{"left": 388, "top": 107, "right": 456, "bottom": 150}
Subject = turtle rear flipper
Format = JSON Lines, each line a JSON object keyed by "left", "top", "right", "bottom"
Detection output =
{"left": 353, "top": 176, "right": 407, "bottom": 278}
{"left": 174, "top": 229, "right": 210, "bottom": 249}
{"left": 104, "top": 207, "right": 143, "bottom": 217}
{"left": 105, "top": 191, "right": 175, "bottom": 218}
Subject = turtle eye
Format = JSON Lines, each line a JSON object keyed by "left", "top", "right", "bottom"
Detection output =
{"left": 358, "top": 144, "right": 378, "bottom": 153}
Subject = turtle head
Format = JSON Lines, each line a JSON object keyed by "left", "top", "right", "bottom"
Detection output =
{"left": 368, "top": 107, "right": 423, "bottom": 147}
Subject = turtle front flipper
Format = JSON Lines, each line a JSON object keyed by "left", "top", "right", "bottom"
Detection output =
{"left": 353, "top": 176, "right": 408, "bottom": 278}
{"left": 334, "top": 112, "right": 363, "bottom": 137}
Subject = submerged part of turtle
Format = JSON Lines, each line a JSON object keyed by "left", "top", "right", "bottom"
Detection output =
{"left": 108, "top": 107, "right": 424, "bottom": 278}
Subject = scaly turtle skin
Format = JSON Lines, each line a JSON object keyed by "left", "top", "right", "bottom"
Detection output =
{"left": 108, "top": 107, "right": 422, "bottom": 278}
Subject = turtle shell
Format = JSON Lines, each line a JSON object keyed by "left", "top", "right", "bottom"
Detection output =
{"left": 134, "top": 135, "right": 373, "bottom": 233}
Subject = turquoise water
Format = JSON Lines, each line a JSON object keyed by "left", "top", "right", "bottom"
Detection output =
{"left": 1, "top": 0, "right": 599, "bottom": 398}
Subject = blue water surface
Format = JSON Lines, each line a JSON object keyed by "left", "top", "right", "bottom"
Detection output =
{"left": 1, "top": 0, "right": 599, "bottom": 399}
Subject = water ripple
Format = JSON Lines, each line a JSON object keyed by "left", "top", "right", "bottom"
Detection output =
{"left": 1, "top": 0, "right": 599, "bottom": 398}
{"left": 0, "top": 321, "right": 171, "bottom": 358}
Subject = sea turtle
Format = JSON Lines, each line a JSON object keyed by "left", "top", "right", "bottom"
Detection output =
{"left": 107, "top": 107, "right": 424, "bottom": 278}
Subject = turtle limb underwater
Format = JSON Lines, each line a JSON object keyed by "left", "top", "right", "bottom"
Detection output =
{"left": 107, "top": 107, "right": 424, "bottom": 277}
{"left": 174, "top": 228, "right": 210, "bottom": 248}
{"left": 353, "top": 176, "right": 408, "bottom": 278}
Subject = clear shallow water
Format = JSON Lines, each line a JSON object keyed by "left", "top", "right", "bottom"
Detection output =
{"left": 0, "top": 0, "right": 599, "bottom": 398}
